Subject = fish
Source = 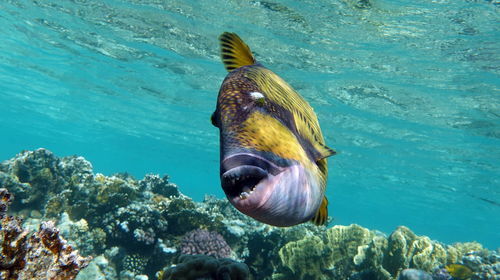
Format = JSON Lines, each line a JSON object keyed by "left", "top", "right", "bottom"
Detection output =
{"left": 211, "top": 32, "right": 335, "bottom": 227}
{"left": 445, "top": 264, "right": 473, "bottom": 280}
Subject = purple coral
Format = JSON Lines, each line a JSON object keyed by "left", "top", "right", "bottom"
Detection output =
{"left": 180, "top": 229, "right": 232, "bottom": 259}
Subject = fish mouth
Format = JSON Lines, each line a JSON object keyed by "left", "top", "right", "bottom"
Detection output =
{"left": 221, "top": 154, "right": 282, "bottom": 201}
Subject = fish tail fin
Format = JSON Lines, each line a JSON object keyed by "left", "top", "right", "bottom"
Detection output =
{"left": 219, "top": 32, "right": 256, "bottom": 72}
{"left": 312, "top": 196, "right": 328, "bottom": 226}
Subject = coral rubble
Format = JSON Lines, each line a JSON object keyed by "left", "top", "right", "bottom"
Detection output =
{"left": 1, "top": 149, "right": 498, "bottom": 280}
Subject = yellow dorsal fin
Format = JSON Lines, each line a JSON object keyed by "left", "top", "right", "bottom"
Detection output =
{"left": 219, "top": 32, "right": 256, "bottom": 72}
{"left": 311, "top": 196, "right": 328, "bottom": 226}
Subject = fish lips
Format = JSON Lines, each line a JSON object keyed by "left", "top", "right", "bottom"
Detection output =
{"left": 220, "top": 153, "right": 322, "bottom": 227}
{"left": 220, "top": 153, "right": 282, "bottom": 199}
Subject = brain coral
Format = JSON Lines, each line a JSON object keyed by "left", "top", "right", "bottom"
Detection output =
{"left": 180, "top": 229, "right": 232, "bottom": 259}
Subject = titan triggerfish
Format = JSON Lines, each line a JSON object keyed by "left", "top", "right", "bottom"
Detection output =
{"left": 211, "top": 32, "right": 335, "bottom": 227}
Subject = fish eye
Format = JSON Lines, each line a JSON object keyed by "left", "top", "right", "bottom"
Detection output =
{"left": 249, "top": 91, "right": 264, "bottom": 99}
{"left": 249, "top": 91, "right": 265, "bottom": 106}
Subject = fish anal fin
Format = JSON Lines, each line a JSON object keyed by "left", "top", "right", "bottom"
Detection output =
{"left": 219, "top": 32, "right": 256, "bottom": 72}
{"left": 311, "top": 196, "right": 328, "bottom": 226}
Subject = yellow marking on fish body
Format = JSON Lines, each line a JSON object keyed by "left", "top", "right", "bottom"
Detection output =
{"left": 238, "top": 111, "right": 315, "bottom": 170}
{"left": 244, "top": 67, "right": 335, "bottom": 162}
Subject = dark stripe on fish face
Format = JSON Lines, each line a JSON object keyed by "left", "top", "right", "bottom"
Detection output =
{"left": 263, "top": 100, "right": 324, "bottom": 166}
{"left": 221, "top": 153, "right": 282, "bottom": 176}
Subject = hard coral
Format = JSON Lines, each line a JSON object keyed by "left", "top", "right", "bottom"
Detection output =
{"left": 278, "top": 224, "right": 380, "bottom": 280}
{"left": 103, "top": 202, "right": 167, "bottom": 248}
{"left": 384, "top": 226, "right": 447, "bottom": 275}
{"left": 278, "top": 235, "right": 330, "bottom": 280}
{"left": 122, "top": 253, "right": 149, "bottom": 275}
{"left": 180, "top": 229, "right": 232, "bottom": 259}
{"left": 0, "top": 188, "right": 91, "bottom": 280}
{"left": 0, "top": 149, "right": 64, "bottom": 208}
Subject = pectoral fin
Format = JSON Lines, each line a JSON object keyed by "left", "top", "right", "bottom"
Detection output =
{"left": 317, "top": 144, "right": 336, "bottom": 160}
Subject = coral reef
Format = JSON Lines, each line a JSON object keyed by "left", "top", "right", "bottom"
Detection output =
{"left": 1, "top": 149, "right": 498, "bottom": 280}
{"left": 180, "top": 229, "right": 232, "bottom": 259}
{"left": 384, "top": 226, "right": 448, "bottom": 275}
{"left": 0, "top": 188, "right": 91, "bottom": 280}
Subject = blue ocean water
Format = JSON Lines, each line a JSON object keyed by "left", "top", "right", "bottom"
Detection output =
{"left": 0, "top": 0, "right": 498, "bottom": 250}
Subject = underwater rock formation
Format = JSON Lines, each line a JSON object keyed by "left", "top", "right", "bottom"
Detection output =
{"left": 0, "top": 188, "right": 91, "bottom": 280}
{"left": 1, "top": 149, "right": 498, "bottom": 280}
{"left": 157, "top": 254, "right": 249, "bottom": 280}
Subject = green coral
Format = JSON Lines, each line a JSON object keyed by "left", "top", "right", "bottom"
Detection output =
{"left": 446, "top": 242, "right": 486, "bottom": 264}
{"left": 95, "top": 174, "right": 138, "bottom": 207}
{"left": 384, "top": 226, "right": 447, "bottom": 276}
{"left": 354, "top": 234, "right": 391, "bottom": 280}
{"left": 410, "top": 236, "right": 447, "bottom": 271}
{"left": 279, "top": 235, "right": 332, "bottom": 280}
{"left": 278, "top": 224, "right": 376, "bottom": 279}
{"left": 276, "top": 225, "right": 473, "bottom": 280}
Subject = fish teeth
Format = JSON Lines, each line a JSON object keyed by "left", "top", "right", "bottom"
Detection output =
{"left": 239, "top": 192, "right": 250, "bottom": 199}
{"left": 242, "top": 186, "right": 252, "bottom": 193}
